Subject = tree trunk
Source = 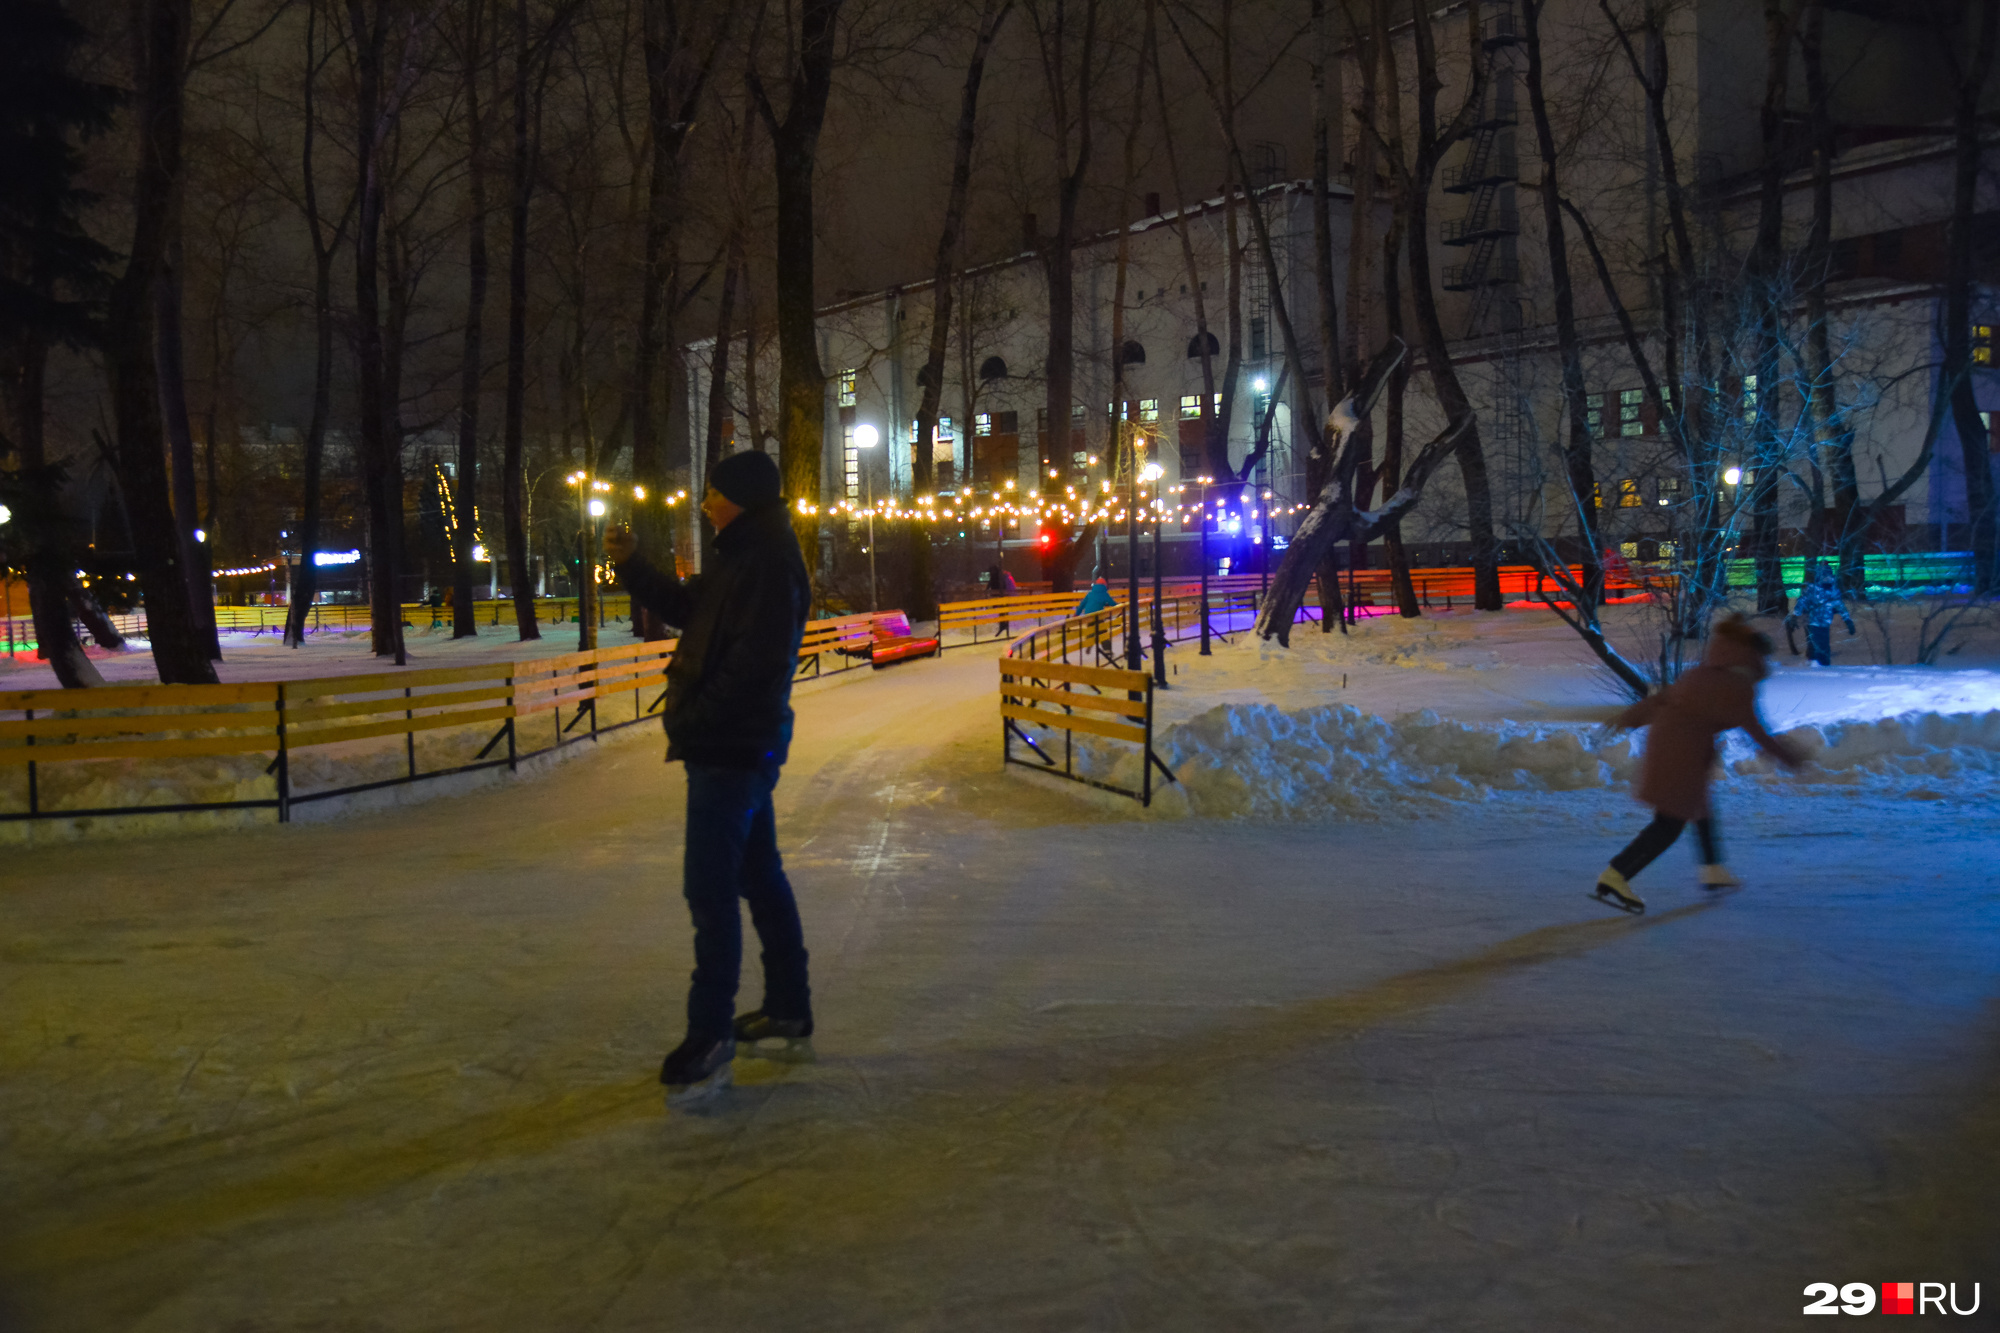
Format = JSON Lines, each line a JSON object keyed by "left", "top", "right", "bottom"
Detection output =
{"left": 452, "top": 0, "right": 487, "bottom": 638}
{"left": 348, "top": 0, "right": 404, "bottom": 663}
{"left": 157, "top": 231, "right": 221, "bottom": 658}
{"left": 1800, "top": 0, "right": 1857, "bottom": 585}
{"left": 4, "top": 358, "right": 106, "bottom": 684}
{"left": 761, "top": 0, "right": 844, "bottom": 562}
{"left": 1405, "top": 2, "right": 1498, "bottom": 609}
{"left": 909, "top": 2, "right": 1010, "bottom": 622}
{"left": 284, "top": 0, "right": 339, "bottom": 648}
{"left": 1029, "top": 0, "right": 1100, "bottom": 587}
{"left": 631, "top": 0, "right": 699, "bottom": 630}
{"left": 103, "top": 0, "right": 213, "bottom": 684}
{"left": 1943, "top": 0, "right": 1999, "bottom": 590}
{"left": 1748, "top": 0, "right": 1793, "bottom": 616}
{"left": 1373, "top": 0, "right": 1420, "bottom": 618}
{"left": 1148, "top": 9, "right": 1219, "bottom": 493}
{"left": 1523, "top": 0, "right": 1602, "bottom": 607}
{"left": 701, "top": 253, "right": 740, "bottom": 562}
{"left": 502, "top": 0, "right": 539, "bottom": 640}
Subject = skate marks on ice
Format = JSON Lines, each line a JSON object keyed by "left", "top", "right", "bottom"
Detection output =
{"left": 0, "top": 900, "right": 1713, "bottom": 1327}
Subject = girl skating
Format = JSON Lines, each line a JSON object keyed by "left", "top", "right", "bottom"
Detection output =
{"left": 1594, "top": 617, "right": 1804, "bottom": 914}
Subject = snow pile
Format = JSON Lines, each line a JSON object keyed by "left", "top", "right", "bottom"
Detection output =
{"left": 1763, "top": 710, "right": 2000, "bottom": 792}
{"left": 1072, "top": 701, "right": 2000, "bottom": 821}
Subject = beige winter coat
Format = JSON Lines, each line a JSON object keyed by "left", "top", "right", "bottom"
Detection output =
{"left": 1614, "top": 634, "right": 1798, "bottom": 820}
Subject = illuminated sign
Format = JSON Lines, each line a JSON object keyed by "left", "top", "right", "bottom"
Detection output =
{"left": 313, "top": 550, "right": 362, "bottom": 567}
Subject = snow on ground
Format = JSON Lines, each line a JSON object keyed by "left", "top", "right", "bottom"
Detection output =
{"left": 1071, "top": 606, "right": 2000, "bottom": 821}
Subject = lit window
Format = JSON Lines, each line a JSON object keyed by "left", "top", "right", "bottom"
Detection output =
{"left": 939, "top": 416, "right": 953, "bottom": 441}
{"left": 1139, "top": 398, "right": 1159, "bottom": 422}
{"left": 1071, "top": 404, "right": 1086, "bottom": 423}
{"left": 1620, "top": 388, "right": 1644, "bottom": 437}
{"left": 975, "top": 412, "right": 991, "bottom": 436}
{"left": 1618, "top": 479, "right": 1642, "bottom": 508}
{"left": 1620, "top": 541, "right": 1641, "bottom": 559}
{"left": 1584, "top": 392, "right": 1603, "bottom": 437}
{"left": 843, "top": 424, "right": 860, "bottom": 504}
{"left": 1741, "top": 374, "right": 1758, "bottom": 425}
{"left": 1975, "top": 324, "right": 1994, "bottom": 366}
{"left": 1658, "top": 540, "right": 1679, "bottom": 562}
{"left": 838, "top": 370, "right": 857, "bottom": 408}
{"left": 1179, "top": 394, "right": 1203, "bottom": 420}
{"left": 1658, "top": 476, "right": 1681, "bottom": 506}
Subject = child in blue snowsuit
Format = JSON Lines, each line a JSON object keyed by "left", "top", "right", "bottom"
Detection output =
{"left": 1073, "top": 577, "right": 1117, "bottom": 615}
{"left": 1784, "top": 561, "right": 1855, "bottom": 666}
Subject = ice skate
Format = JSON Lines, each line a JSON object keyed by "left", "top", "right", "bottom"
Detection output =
{"left": 1698, "top": 864, "right": 1742, "bottom": 890}
{"left": 733, "top": 1010, "right": 816, "bottom": 1064}
{"left": 660, "top": 1036, "right": 736, "bottom": 1108}
{"left": 1592, "top": 868, "right": 1645, "bottom": 915}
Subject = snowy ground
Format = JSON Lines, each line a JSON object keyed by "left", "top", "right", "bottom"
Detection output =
{"left": 2, "top": 615, "right": 1997, "bottom": 1330}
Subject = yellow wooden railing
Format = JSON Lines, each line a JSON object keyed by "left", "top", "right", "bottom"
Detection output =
{"left": 1, "top": 639, "right": 676, "bottom": 823}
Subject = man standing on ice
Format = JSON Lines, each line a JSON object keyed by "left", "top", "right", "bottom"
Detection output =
{"left": 1784, "top": 561, "right": 1855, "bottom": 667}
{"left": 605, "top": 450, "right": 816, "bottom": 1104}
{"left": 1592, "top": 616, "right": 1804, "bottom": 914}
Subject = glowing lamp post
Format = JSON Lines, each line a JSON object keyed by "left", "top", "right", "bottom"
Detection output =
{"left": 854, "top": 423, "right": 880, "bottom": 611}
{"left": 1194, "top": 476, "right": 1215, "bottom": 656}
{"left": 1142, "top": 463, "right": 1167, "bottom": 686}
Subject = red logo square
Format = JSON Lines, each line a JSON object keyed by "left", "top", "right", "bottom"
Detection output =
{"left": 1882, "top": 1282, "right": 1915, "bottom": 1314}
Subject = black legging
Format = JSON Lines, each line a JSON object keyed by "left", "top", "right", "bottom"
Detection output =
{"left": 1611, "top": 812, "right": 1721, "bottom": 879}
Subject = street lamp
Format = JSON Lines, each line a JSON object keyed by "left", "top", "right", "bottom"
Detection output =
{"left": 1193, "top": 475, "right": 1215, "bottom": 655}
{"left": 854, "top": 422, "right": 880, "bottom": 611}
{"left": 1142, "top": 462, "right": 1166, "bottom": 686}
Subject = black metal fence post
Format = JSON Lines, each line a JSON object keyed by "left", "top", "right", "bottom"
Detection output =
{"left": 275, "top": 683, "right": 291, "bottom": 823}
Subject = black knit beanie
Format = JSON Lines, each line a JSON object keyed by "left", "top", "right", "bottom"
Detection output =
{"left": 708, "top": 450, "right": 783, "bottom": 511}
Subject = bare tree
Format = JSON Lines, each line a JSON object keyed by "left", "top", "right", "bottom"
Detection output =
{"left": 907, "top": 0, "right": 1012, "bottom": 621}
{"left": 103, "top": 0, "right": 217, "bottom": 683}
{"left": 632, "top": 0, "right": 730, "bottom": 621}
{"left": 1932, "top": 0, "right": 1999, "bottom": 591}
{"left": 450, "top": 0, "right": 493, "bottom": 637}
{"left": 1024, "top": 0, "right": 1104, "bottom": 592}
{"left": 1387, "top": 0, "right": 1499, "bottom": 609}
{"left": 1521, "top": 0, "right": 1602, "bottom": 608}
{"left": 1253, "top": 340, "right": 1474, "bottom": 644}
{"left": 749, "top": 0, "right": 844, "bottom": 555}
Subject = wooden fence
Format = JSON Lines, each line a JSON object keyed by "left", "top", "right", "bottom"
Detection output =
{"left": 999, "top": 601, "right": 1174, "bottom": 807}
{"left": 1, "top": 640, "right": 677, "bottom": 824}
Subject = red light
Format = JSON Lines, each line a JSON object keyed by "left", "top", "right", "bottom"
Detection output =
{"left": 1039, "top": 531, "right": 1052, "bottom": 546}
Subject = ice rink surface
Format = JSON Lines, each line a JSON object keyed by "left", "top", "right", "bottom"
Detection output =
{"left": 3, "top": 630, "right": 1997, "bottom": 1330}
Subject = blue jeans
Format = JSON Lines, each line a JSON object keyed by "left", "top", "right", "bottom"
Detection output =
{"left": 681, "top": 762, "right": 811, "bottom": 1042}
{"left": 1807, "top": 622, "right": 1831, "bottom": 666}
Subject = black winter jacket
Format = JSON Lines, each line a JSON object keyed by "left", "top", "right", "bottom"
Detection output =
{"left": 616, "top": 505, "right": 811, "bottom": 767}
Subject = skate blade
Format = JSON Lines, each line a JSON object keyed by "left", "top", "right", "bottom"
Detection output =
{"left": 739, "top": 1036, "right": 816, "bottom": 1065}
{"left": 664, "top": 1063, "right": 733, "bottom": 1110}
{"left": 1591, "top": 887, "right": 1645, "bottom": 915}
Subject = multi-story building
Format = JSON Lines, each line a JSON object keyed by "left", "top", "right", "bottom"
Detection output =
{"left": 683, "top": 0, "right": 1998, "bottom": 576}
